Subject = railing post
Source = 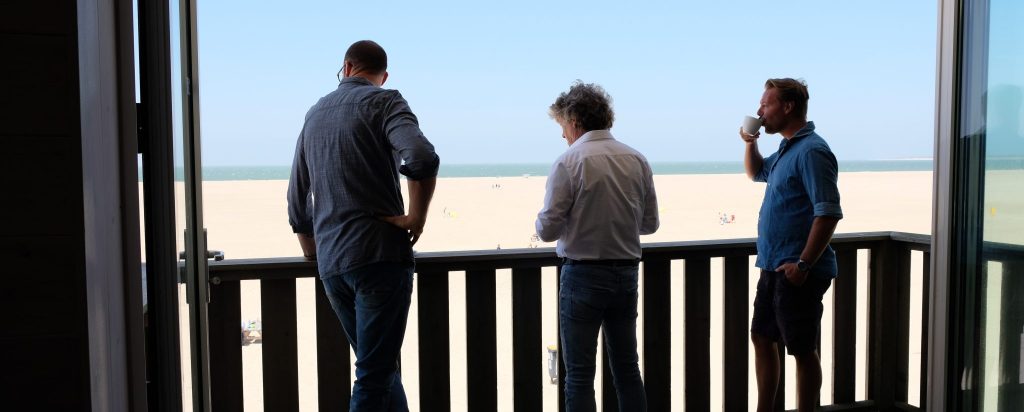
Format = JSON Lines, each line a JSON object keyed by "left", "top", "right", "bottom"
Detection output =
{"left": 868, "top": 240, "right": 911, "bottom": 408}
{"left": 685, "top": 257, "right": 711, "bottom": 411}
{"left": 723, "top": 255, "right": 749, "bottom": 411}
{"left": 920, "top": 250, "right": 931, "bottom": 411}
{"left": 998, "top": 259, "right": 1024, "bottom": 409}
{"left": 261, "top": 278, "right": 300, "bottom": 412}
{"left": 465, "top": 269, "right": 498, "bottom": 411}
{"left": 416, "top": 270, "right": 451, "bottom": 411}
{"left": 512, "top": 267, "right": 543, "bottom": 411}
{"left": 209, "top": 280, "right": 243, "bottom": 412}
{"left": 643, "top": 258, "right": 672, "bottom": 411}
{"left": 896, "top": 243, "right": 912, "bottom": 405}
{"left": 833, "top": 248, "right": 859, "bottom": 404}
{"left": 315, "top": 278, "right": 350, "bottom": 412}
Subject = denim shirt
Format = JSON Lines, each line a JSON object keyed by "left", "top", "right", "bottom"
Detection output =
{"left": 287, "top": 77, "right": 440, "bottom": 278}
{"left": 753, "top": 122, "right": 843, "bottom": 277}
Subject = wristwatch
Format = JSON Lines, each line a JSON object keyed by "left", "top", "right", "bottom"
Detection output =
{"left": 796, "top": 259, "right": 811, "bottom": 272}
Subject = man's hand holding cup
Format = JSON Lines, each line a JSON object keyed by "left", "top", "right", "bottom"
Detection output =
{"left": 740, "top": 115, "right": 762, "bottom": 143}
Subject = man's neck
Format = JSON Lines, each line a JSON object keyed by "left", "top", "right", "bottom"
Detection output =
{"left": 346, "top": 72, "right": 385, "bottom": 87}
{"left": 566, "top": 130, "right": 588, "bottom": 146}
{"left": 781, "top": 119, "right": 808, "bottom": 140}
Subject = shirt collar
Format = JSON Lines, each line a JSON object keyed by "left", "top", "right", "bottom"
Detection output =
{"left": 574, "top": 130, "right": 614, "bottom": 145}
{"left": 780, "top": 121, "right": 815, "bottom": 148}
{"left": 340, "top": 76, "right": 375, "bottom": 87}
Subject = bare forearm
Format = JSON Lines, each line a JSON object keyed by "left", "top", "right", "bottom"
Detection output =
{"left": 800, "top": 216, "right": 840, "bottom": 265}
{"left": 407, "top": 177, "right": 437, "bottom": 220}
{"left": 378, "top": 177, "right": 436, "bottom": 246}
{"left": 744, "top": 141, "right": 763, "bottom": 180}
{"left": 297, "top": 233, "right": 316, "bottom": 259}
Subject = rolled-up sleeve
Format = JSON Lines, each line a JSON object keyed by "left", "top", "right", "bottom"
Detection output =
{"left": 753, "top": 152, "right": 776, "bottom": 183}
{"left": 287, "top": 128, "right": 314, "bottom": 234}
{"left": 640, "top": 158, "right": 659, "bottom": 235}
{"left": 801, "top": 148, "right": 843, "bottom": 218}
{"left": 536, "top": 159, "right": 572, "bottom": 242}
{"left": 383, "top": 91, "right": 440, "bottom": 180}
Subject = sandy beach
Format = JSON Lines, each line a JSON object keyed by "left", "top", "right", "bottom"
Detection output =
{"left": 159, "top": 170, "right": 934, "bottom": 411}
{"left": 185, "top": 171, "right": 932, "bottom": 260}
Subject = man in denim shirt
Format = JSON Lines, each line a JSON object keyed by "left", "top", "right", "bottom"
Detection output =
{"left": 288, "top": 40, "right": 438, "bottom": 411}
{"left": 741, "top": 78, "right": 842, "bottom": 412}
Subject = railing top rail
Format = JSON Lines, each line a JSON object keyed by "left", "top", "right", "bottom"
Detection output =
{"left": 889, "top": 231, "right": 932, "bottom": 248}
{"left": 983, "top": 240, "right": 1024, "bottom": 261}
{"left": 208, "top": 231, "right": 933, "bottom": 282}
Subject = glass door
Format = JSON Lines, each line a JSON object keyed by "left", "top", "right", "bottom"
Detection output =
{"left": 952, "top": 0, "right": 1024, "bottom": 410}
{"left": 136, "top": 0, "right": 214, "bottom": 410}
{"left": 177, "top": 0, "right": 213, "bottom": 410}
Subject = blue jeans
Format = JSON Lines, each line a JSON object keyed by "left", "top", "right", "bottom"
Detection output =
{"left": 559, "top": 263, "right": 647, "bottom": 412}
{"left": 321, "top": 261, "right": 413, "bottom": 412}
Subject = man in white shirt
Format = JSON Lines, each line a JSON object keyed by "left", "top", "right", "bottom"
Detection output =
{"left": 536, "top": 81, "right": 659, "bottom": 412}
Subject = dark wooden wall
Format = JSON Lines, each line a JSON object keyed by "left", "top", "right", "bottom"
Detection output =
{"left": 0, "top": 2, "right": 92, "bottom": 410}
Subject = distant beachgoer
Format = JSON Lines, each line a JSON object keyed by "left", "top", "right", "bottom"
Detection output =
{"left": 741, "top": 78, "right": 842, "bottom": 412}
{"left": 287, "top": 40, "right": 439, "bottom": 411}
{"left": 536, "top": 81, "right": 658, "bottom": 411}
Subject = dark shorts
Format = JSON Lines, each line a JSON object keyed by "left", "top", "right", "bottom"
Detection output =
{"left": 750, "top": 270, "right": 833, "bottom": 356}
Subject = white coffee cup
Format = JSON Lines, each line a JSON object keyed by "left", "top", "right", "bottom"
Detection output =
{"left": 742, "top": 115, "right": 762, "bottom": 135}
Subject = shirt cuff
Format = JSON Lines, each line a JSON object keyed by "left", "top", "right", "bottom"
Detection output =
{"left": 535, "top": 219, "right": 558, "bottom": 242}
{"left": 399, "top": 154, "right": 440, "bottom": 180}
{"left": 290, "top": 221, "right": 314, "bottom": 235}
{"left": 813, "top": 202, "right": 843, "bottom": 218}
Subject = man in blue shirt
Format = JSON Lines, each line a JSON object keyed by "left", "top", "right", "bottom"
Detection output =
{"left": 741, "top": 78, "right": 842, "bottom": 412}
{"left": 288, "top": 40, "right": 439, "bottom": 411}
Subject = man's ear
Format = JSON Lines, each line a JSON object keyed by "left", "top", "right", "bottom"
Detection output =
{"left": 783, "top": 101, "right": 795, "bottom": 115}
{"left": 380, "top": 71, "right": 389, "bottom": 86}
{"left": 342, "top": 61, "right": 353, "bottom": 78}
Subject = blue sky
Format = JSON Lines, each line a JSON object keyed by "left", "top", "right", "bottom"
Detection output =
{"left": 191, "top": 0, "right": 938, "bottom": 166}
{"left": 989, "top": 0, "right": 1024, "bottom": 104}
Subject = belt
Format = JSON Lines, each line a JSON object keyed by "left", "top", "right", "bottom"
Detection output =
{"left": 562, "top": 258, "right": 640, "bottom": 267}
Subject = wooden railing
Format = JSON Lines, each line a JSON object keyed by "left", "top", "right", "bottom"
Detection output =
{"left": 205, "top": 231, "right": 932, "bottom": 412}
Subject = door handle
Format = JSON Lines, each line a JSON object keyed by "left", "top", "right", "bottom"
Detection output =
{"left": 178, "top": 250, "right": 225, "bottom": 261}
{"left": 206, "top": 250, "right": 224, "bottom": 261}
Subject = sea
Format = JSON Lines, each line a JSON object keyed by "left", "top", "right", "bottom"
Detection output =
{"left": 145, "top": 159, "right": 935, "bottom": 182}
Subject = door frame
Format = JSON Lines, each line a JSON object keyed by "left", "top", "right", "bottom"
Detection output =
{"left": 177, "top": 0, "right": 214, "bottom": 409}
{"left": 928, "top": 0, "right": 961, "bottom": 409}
{"left": 137, "top": 0, "right": 186, "bottom": 410}
{"left": 77, "top": 0, "right": 148, "bottom": 409}
{"left": 931, "top": 0, "right": 1002, "bottom": 410}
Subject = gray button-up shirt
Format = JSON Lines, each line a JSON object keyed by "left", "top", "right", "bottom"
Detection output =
{"left": 535, "top": 130, "right": 659, "bottom": 259}
{"left": 288, "top": 76, "right": 439, "bottom": 278}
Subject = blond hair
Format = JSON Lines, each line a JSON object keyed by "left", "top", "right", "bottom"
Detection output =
{"left": 765, "top": 78, "right": 810, "bottom": 118}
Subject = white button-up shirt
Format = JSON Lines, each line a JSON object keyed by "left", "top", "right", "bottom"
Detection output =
{"left": 535, "top": 130, "right": 659, "bottom": 259}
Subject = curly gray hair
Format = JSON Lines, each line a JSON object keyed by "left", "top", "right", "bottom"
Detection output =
{"left": 549, "top": 81, "right": 615, "bottom": 131}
